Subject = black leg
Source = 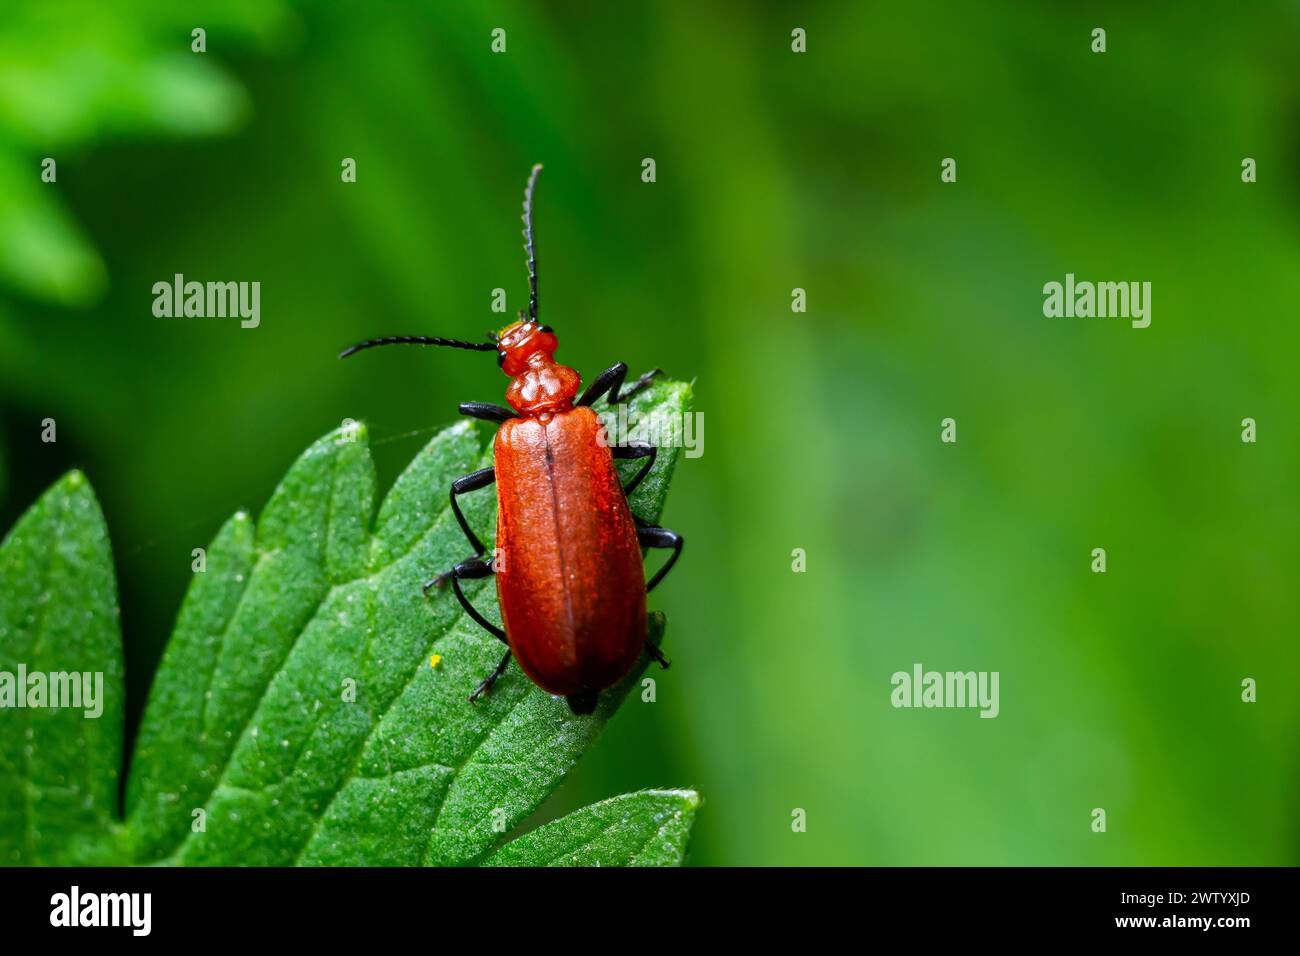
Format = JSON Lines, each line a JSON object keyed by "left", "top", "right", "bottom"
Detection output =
{"left": 423, "top": 467, "right": 497, "bottom": 590}
{"left": 611, "top": 441, "right": 657, "bottom": 496}
{"left": 619, "top": 367, "right": 662, "bottom": 401}
{"left": 459, "top": 402, "right": 515, "bottom": 424}
{"left": 637, "top": 525, "right": 683, "bottom": 593}
{"left": 439, "top": 557, "right": 507, "bottom": 643}
{"left": 644, "top": 642, "right": 670, "bottom": 670}
{"left": 437, "top": 558, "right": 511, "bottom": 702}
{"left": 471, "top": 649, "right": 513, "bottom": 702}
{"left": 578, "top": 362, "right": 662, "bottom": 407}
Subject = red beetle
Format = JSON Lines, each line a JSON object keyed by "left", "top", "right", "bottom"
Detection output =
{"left": 341, "top": 165, "right": 682, "bottom": 714}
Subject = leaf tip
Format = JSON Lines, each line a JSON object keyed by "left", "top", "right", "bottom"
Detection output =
{"left": 60, "top": 468, "right": 88, "bottom": 491}
{"left": 328, "top": 420, "right": 370, "bottom": 446}
{"left": 657, "top": 788, "right": 700, "bottom": 813}
{"left": 48, "top": 469, "right": 103, "bottom": 513}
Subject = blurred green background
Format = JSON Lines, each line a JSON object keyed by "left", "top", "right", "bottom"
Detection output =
{"left": 2, "top": 1, "right": 1297, "bottom": 865}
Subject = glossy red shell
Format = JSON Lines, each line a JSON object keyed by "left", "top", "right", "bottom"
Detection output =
{"left": 493, "top": 407, "right": 646, "bottom": 698}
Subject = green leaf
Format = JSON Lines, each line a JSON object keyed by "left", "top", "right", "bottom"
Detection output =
{"left": 121, "top": 380, "right": 694, "bottom": 866}
{"left": 483, "top": 789, "right": 699, "bottom": 867}
{"left": 0, "top": 383, "right": 695, "bottom": 867}
{"left": 0, "top": 471, "right": 125, "bottom": 865}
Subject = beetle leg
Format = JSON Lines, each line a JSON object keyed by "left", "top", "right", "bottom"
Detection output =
{"left": 459, "top": 401, "right": 514, "bottom": 424}
{"left": 442, "top": 557, "right": 508, "bottom": 644}
{"left": 577, "top": 362, "right": 662, "bottom": 407}
{"left": 644, "top": 642, "right": 671, "bottom": 670}
{"left": 611, "top": 441, "right": 656, "bottom": 496}
{"left": 577, "top": 362, "right": 623, "bottom": 406}
{"left": 470, "top": 650, "right": 513, "bottom": 702}
{"left": 424, "top": 466, "right": 497, "bottom": 590}
{"left": 442, "top": 559, "right": 515, "bottom": 702}
{"left": 637, "top": 525, "right": 683, "bottom": 593}
{"left": 448, "top": 466, "right": 495, "bottom": 555}
{"left": 615, "top": 367, "right": 662, "bottom": 402}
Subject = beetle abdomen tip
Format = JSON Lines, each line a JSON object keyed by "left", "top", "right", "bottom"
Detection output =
{"left": 566, "top": 691, "right": 599, "bottom": 715}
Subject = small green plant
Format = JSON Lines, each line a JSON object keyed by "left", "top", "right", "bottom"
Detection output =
{"left": 0, "top": 381, "right": 697, "bottom": 866}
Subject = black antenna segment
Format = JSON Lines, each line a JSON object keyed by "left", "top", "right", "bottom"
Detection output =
{"left": 522, "top": 163, "right": 542, "bottom": 322}
{"left": 338, "top": 335, "right": 496, "bottom": 359}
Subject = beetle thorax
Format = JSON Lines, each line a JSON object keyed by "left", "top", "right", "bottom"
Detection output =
{"left": 506, "top": 356, "right": 581, "bottom": 416}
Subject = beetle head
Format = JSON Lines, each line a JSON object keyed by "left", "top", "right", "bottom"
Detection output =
{"left": 495, "top": 316, "right": 558, "bottom": 377}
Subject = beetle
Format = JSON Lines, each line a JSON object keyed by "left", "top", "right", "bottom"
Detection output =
{"left": 340, "top": 164, "right": 682, "bottom": 715}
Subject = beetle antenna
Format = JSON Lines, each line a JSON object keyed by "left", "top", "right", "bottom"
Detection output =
{"left": 338, "top": 335, "right": 497, "bottom": 359}
{"left": 522, "top": 163, "right": 542, "bottom": 323}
